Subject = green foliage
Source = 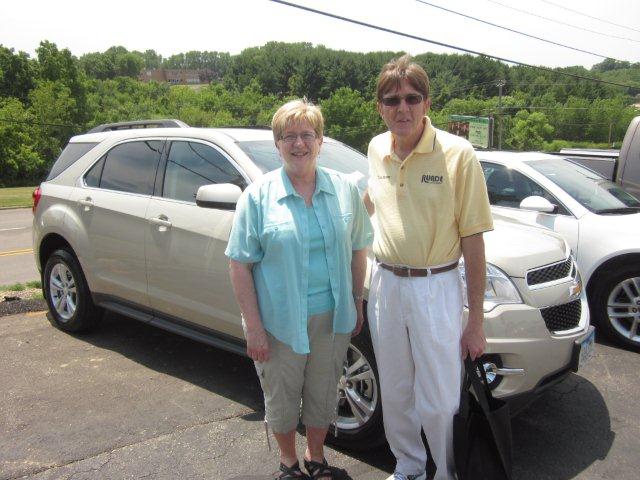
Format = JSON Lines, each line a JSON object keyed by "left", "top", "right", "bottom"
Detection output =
{"left": 1, "top": 40, "right": 639, "bottom": 186}
{"left": 321, "top": 87, "right": 384, "bottom": 152}
{"left": 506, "top": 110, "right": 554, "bottom": 150}
{"left": 0, "top": 45, "right": 35, "bottom": 101}
{"left": 0, "top": 98, "right": 42, "bottom": 186}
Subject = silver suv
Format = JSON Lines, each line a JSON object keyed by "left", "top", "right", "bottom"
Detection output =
{"left": 32, "top": 121, "right": 594, "bottom": 448}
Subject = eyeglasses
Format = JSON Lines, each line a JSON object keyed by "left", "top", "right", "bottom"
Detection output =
{"left": 380, "top": 94, "right": 424, "bottom": 107}
{"left": 280, "top": 132, "right": 318, "bottom": 144}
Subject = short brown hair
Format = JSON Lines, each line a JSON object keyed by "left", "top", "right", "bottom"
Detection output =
{"left": 376, "top": 54, "right": 430, "bottom": 101}
{"left": 271, "top": 98, "right": 324, "bottom": 144}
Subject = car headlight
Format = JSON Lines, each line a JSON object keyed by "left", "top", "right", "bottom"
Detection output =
{"left": 459, "top": 261, "right": 523, "bottom": 312}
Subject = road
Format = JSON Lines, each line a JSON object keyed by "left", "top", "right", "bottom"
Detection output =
{"left": 0, "top": 208, "right": 39, "bottom": 285}
{"left": 1, "top": 310, "right": 638, "bottom": 480}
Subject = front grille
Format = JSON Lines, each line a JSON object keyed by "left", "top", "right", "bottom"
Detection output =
{"left": 527, "top": 257, "right": 573, "bottom": 286}
{"left": 540, "top": 299, "right": 581, "bottom": 332}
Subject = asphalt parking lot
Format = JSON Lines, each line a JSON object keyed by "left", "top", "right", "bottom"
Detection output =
{"left": 2, "top": 309, "right": 639, "bottom": 480}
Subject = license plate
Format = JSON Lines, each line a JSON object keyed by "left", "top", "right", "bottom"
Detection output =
{"left": 578, "top": 328, "right": 595, "bottom": 370}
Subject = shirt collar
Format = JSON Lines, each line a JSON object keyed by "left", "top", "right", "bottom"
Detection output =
{"left": 413, "top": 116, "right": 436, "bottom": 154}
{"left": 386, "top": 116, "right": 436, "bottom": 160}
{"left": 276, "top": 167, "right": 335, "bottom": 202}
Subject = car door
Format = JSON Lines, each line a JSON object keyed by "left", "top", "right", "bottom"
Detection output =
{"left": 481, "top": 161, "right": 580, "bottom": 252}
{"left": 145, "top": 139, "right": 249, "bottom": 338}
{"left": 68, "top": 139, "right": 163, "bottom": 308}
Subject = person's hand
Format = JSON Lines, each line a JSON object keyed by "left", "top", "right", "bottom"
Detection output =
{"left": 352, "top": 300, "right": 365, "bottom": 337}
{"left": 461, "top": 322, "right": 486, "bottom": 360}
{"left": 246, "top": 326, "right": 270, "bottom": 362}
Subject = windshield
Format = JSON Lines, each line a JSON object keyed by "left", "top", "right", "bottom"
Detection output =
{"left": 526, "top": 158, "right": 640, "bottom": 213}
{"left": 237, "top": 140, "right": 369, "bottom": 192}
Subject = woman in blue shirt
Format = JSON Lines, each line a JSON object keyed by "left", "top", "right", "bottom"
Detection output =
{"left": 226, "top": 99, "right": 373, "bottom": 480}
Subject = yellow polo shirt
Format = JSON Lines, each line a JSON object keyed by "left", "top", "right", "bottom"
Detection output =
{"left": 367, "top": 116, "right": 493, "bottom": 267}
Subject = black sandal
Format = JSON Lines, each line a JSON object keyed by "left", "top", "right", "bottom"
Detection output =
{"left": 303, "top": 458, "right": 350, "bottom": 480}
{"left": 278, "top": 461, "right": 310, "bottom": 479}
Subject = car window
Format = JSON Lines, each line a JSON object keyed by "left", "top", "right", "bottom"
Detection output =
{"left": 84, "top": 157, "right": 105, "bottom": 187}
{"left": 99, "top": 140, "right": 162, "bottom": 195}
{"left": 526, "top": 158, "right": 640, "bottom": 212}
{"left": 237, "top": 140, "right": 369, "bottom": 192}
{"left": 162, "top": 141, "right": 247, "bottom": 202}
{"left": 481, "top": 162, "right": 569, "bottom": 214}
{"left": 47, "top": 142, "right": 99, "bottom": 181}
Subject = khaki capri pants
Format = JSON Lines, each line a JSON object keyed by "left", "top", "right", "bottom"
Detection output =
{"left": 254, "top": 311, "right": 351, "bottom": 434}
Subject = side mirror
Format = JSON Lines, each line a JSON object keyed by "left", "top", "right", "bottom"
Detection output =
{"left": 196, "top": 184, "right": 242, "bottom": 210}
{"left": 519, "top": 195, "right": 557, "bottom": 213}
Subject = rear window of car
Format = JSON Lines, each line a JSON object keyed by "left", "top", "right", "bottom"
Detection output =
{"left": 98, "top": 141, "right": 163, "bottom": 195}
{"left": 46, "top": 142, "right": 99, "bottom": 180}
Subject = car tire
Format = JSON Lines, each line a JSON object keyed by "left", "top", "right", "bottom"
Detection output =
{"left": 592, "top": 265, "right": 640, "bottom": 350}
{"left": 43, "top": 248, "right": 102, "bottom": 332}
{"left": 327, "top": 323, "right": 386, "bottom": 450}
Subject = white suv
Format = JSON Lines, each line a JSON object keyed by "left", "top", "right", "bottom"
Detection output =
{"left": 32, "top": 121, "right": 594, "bottom": 448}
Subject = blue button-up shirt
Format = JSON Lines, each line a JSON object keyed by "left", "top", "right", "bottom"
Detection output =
{"left": 225, "top": 167, "right": 373, "bottom": 354}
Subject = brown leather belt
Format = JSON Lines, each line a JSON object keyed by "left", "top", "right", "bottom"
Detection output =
{"left": 378, "top": 260, "right": 459, "bottom": 277}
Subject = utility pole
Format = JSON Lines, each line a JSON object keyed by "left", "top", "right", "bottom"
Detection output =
{"left": 497, "top": 80, "right": 506, "bottom": 150}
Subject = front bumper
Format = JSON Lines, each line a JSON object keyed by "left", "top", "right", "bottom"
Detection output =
{"left": 475, "top": 293, "right": 591, "bottom": 403}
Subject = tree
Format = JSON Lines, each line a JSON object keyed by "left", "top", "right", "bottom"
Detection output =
{"left": 0, "top": 98, "right": 43, "bottom": 186}
{"left": 506, "top": 110, "right": 554, "bottom": 150}
{"left": 36, "top": 41, "right": 87, "bottom": 125}
{"left": 321, "top": 87, "right": 383, "bottom": 152}
{"left": 0, "top": 45, "right": 35, "bottom": 101}
{"left": 28, "top": 80, "right": 77, "bottom": 169}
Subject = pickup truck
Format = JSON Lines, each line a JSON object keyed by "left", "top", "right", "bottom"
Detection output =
{"left": 552, "top": 116, "right": 640, "bottom": 199}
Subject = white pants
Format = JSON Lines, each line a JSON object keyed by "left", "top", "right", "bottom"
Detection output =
{"left": 368, "top": 262, "right": 464, "bottom": 480}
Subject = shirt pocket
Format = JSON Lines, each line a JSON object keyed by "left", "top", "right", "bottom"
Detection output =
{"left": 332, "top": 211, "right": 352, "bottom": 241}
{"left": 261, "top": 219, "right": 296, "bottom": 253}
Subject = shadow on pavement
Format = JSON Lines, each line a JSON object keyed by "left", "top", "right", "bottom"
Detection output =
{"left": 512, "top": 372, "right": 614, "bottom": 480}
{"left": 68, "top": 311, "right": 265, "bottom": 414}
{"left": 63, "top": 312, "right": 614, "bottom": 479}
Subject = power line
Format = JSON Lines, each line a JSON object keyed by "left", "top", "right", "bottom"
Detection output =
{"left": 486, "top": 0, "right": 640, "bottom": 44}
{"left": 414, "top": 0, "right": 619, "bottom": 60}
{"left": 269, "top": 0, "right": 639, "bottom": 89}
{"left": 539, "top": 0, "right": 640, "bottom": 34}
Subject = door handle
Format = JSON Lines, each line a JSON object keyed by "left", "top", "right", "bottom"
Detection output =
{"left": 77, "top": 198, "right": 93, "bottom": 211}
{"left": 149, "top": 216, "right": 172, "bottom": 228}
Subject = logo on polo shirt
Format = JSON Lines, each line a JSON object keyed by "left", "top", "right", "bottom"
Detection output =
{"left": 421, "top": 174, "right": 443, "bottom": 184}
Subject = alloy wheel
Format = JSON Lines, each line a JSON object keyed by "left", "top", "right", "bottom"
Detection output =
{"left": 49, "top": 262, "right": 77, "bottom": 321}
{"left": 607, "top": 275, "right": 640, "bottom": 345}
{"left": 336, "top": 343, "right": 379, "bottom": 431}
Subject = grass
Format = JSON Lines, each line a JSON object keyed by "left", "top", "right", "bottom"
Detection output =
{"left": 0, "top": 280, "right": 41, "bottom": 291}
{"left": 0, "top": 186, "right": 36, "bottom": 208}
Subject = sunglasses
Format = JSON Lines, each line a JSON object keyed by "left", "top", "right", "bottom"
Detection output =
{"left": 380, "top": 94, "right": 424, "bottom": 107}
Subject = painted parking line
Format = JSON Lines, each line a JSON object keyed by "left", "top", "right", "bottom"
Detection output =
{"left": 0, "top": 227, "right": 28, "bottom": 232}
{"left": 0, "top": 248, "right": 33, "bottom": 257}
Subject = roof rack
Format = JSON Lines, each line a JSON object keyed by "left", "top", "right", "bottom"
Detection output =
{"left": 86, "top": 119, "right": 190, "bottom": 133}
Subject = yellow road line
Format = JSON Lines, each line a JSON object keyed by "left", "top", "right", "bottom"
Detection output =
{"left": 0, "top": 248, "right": 33, "bottom": 257}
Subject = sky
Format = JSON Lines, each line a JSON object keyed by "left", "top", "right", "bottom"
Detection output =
{"left": 2, "top": 0, "right": 639, "bottom": 69}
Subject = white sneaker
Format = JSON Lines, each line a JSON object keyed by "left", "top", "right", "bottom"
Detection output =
{"left": 386, "top": 472, "right": 427, "bottom": 480}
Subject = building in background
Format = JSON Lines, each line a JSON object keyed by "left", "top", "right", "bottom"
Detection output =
{"left": 138, "top": 69, "right": 217, "bottom": 85}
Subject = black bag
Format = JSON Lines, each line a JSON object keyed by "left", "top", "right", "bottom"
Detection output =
{"left": 453, "top": 357, "right": 513, "bottom": 480}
